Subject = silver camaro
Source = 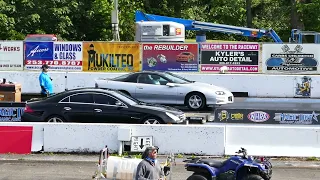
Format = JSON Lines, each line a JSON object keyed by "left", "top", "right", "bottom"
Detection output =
{"left": 95, "top": 71, "right": 234, "bottom": 111}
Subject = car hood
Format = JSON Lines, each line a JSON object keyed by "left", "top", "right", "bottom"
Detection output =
{"left": 188, "top": 82, "right": 231, "bottom": 92}
{"left": 132, "top": 102, "right": 183, "bottom": 114}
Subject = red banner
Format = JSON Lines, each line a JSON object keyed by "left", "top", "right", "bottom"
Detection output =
{"left": 0, "top": 126, "right": 33, "bottom": 154}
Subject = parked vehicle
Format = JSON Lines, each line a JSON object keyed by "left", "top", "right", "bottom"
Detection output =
{"left": 92, "top": 145, "right": 175, "bottom": 180}
{"left": 95, "top": 71, "right": 234, "bottom": 111}
{"left": 176, "top": 52, "right": 195, "bottom": 62}
{"left": 21, "top": 88, "right": 186, "bottom": 124}
{"left": 184, "top": 147, "right": 272, "bottom": 180}
{"left": 25, "top": 34, "right": 58, "bottom": 41}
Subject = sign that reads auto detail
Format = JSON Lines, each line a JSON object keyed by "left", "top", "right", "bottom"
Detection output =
{"left": 0, "top": 41, "right": 24, "bottom": 71}
{"left": 200, "top": 43, "right": 260, "bottom": 73}
{"left": 82, "top": 42, "right": 140, "bottom": 72}
{"left": 25, "top": 41, "right": 83, "bottom": 71}
{"left": 262, "top": 44, "right": 320, "bottom": 74}
{"left": 142, "top": 43, "right": 199, "bottom": 72}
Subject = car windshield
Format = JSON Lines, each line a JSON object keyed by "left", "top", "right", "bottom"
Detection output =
{"left": 111, "top": 73, "right": 133, "bottom": 81}
{"left": 163, "top": 72, "right": 194, "bottom": 83}
{"left": 25, "top": 36, "right": 54, "bottom": 41}
{"left": 114, "top": 90, "right": 142, "bottom": 105}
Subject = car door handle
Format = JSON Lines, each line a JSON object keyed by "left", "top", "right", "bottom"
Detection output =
{"left": 137, "top": 86, "right": 143, "bottom": 89}
{"left": 64, "top": 107, "right": 71, "bottom": 111}
{"left": 94, "top": 109, "right": 102, "bottom": 113}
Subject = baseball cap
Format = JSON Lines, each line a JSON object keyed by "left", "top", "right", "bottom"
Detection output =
{"left": 42, "top": 64, "right": 50, "bottom": 69}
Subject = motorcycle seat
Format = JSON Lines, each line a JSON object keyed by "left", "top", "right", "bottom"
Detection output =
{"left": 199, "top": 159, "right": 225, "bottom": 168}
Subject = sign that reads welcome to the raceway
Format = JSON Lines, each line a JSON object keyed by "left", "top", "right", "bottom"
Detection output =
{"left": 24, "top": 41, "right": 83, "bottom": 71}
{"left": 0, "top": 41, "right": 24, "bottom": 71}
{"left": 262, "top": 44, "right": 320, "bottom": 74}
{"left": 200, "top": 43, "right": 259, "bottom": 73}
{"left": 142, "top": 43, "right": 199, "bottom": 72}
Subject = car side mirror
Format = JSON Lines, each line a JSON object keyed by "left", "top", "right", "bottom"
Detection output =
{"left": 166, "top": 83, "right": 175, "bottom": 87}
{"left": 115, "top": 101, "right": 123, "bottom": 106}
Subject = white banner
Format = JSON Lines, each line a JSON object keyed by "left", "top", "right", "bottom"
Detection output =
{"left": 53, "top": 41, "right": 83, "bottom": 71}
{"left": 0, "top": 41, "right": 24, "bottom": 71}
{"left": 262, "top": 44, "right": 320, "bottom": 74}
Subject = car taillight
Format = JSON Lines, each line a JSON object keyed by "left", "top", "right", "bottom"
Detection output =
{"left": 24, "top": 105, "right": 34, "bottom": 113}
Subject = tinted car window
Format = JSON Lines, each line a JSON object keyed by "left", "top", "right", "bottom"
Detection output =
{"left": 138, "top": 74, "right": 168, "bottom": 85}
{"left": 94, "top": 94, "right": 117, "bottom": 105}
{"left": 70, "top": 94, "right": 94, "bottom": 103}
{"left": 60, "top": 97, "right": 70, "bottom": 102}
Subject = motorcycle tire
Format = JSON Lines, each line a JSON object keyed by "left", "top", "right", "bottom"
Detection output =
{"left": 187, "top": 174, "right": 208, "bottom": 180}
{"left": 241, "top": 174, "right": 264, "bottom": 180}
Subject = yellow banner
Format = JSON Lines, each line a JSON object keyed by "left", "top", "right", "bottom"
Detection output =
{"left": 82, "top": 42, "right": 141, "bottom": 72}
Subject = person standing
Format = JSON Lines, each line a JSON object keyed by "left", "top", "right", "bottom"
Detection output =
{"left": 135, "top": 146, "right": 164, "bottom": 180}
{"left": 39, "top": 64, "right": 53, "bottom": 97}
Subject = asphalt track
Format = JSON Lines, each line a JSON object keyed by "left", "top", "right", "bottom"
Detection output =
{"left": 1, "top": 159, "right": 320, "bottom": 180}
{"left": 222, "top": 98, "right": 320, "bottom": 111}
{"left": 177, "top": 97, "right": 320, "bottom": 114}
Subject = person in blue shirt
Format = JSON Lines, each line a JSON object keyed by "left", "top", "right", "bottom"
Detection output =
{"left": 39, "top": 64, "right": 53, "bottom": 97}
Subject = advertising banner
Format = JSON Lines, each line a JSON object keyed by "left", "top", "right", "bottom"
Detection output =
{"left": 0, "top": 41, "right": 24, "bottom": 71}
{"left": 215, "top": 109, "right": 320, "bottom": 125}
{"left": 262, "top": 44, "right": 320, "bottom": 74}
{"left": 200, "top": 43, "right": 259, "bottom": 73}
{"left": 294, "top": 76, "right": 312, "bottom": 98}
{"left": 0, "top": 103, "right": 25, "bottom": 122}
{"left": 142, "top": 43, "right": 199, "bottom": 72}
{"left": 82, "top": 42, "right": 140, "bottom": 72}
{"left": 24, "top": 41, "right": 83, "bottom": 71}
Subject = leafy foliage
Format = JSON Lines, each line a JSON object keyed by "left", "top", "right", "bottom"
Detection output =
{"left": 0, "top": 0, "right": 319, "bottom": 42}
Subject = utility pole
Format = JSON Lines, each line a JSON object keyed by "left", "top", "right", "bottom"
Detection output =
{"left": 111, "top": 0, "right": 120, "bottom": 41}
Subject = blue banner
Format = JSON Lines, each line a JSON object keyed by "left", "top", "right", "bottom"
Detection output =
{"left": 25, "top": 41, "right": 54, "bottom": 61}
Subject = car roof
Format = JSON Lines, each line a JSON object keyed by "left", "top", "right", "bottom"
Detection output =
{"left": 65, "top": 87, "right": 116, "bottom": 94}
{"left": 134, "top": 71, "right": 167, "bottom": 75}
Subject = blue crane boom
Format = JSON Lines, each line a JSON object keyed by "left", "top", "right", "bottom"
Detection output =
{"left": 135, "top": 10, "right": 284, "bottom": 43}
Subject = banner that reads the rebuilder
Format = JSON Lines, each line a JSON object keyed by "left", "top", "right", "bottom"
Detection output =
{"left": 82, "top": 42, "right": 140, "bottom": 72}
{"left": 142, "top": 43, "right": 199, "bottom": 72}
{"left": 200, "top": 43, "right": 260, "bottom": 73}
{"left": 24, "top": 41, "right": 83, "bottom": 71}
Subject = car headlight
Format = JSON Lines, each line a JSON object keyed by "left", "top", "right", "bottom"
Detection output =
{"left": 215, "top": 91, "right": 225, "bottom": 95}
{"left": 166, "top": 112, "right": 180, "bottom": 121}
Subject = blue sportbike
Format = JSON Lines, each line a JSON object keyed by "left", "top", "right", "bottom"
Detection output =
{"left": 184, "top": 147, "right": 272, "bottom": 180}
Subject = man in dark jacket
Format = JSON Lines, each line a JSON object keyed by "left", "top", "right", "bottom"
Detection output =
{"left": 135, "top": 146, "right": 164, "bottom": 180}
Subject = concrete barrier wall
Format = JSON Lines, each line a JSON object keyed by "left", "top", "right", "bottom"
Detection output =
{"left": 1, "top": 122, "right": 320, "bottom": 157}
{"left": 1, "top": 71, "right": 319, "bottom": 98}
{"left": 43, "top": 123, "right": 225, "bottom": 155}
{"left": 225, "top": 124, "right": 320, "bottom": 157}
{"left": 0, "top": 122, "right": 44, "bottom": 152}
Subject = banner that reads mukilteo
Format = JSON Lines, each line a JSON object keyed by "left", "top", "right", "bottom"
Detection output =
{"left": 82, "top": 42, "right": 140, "bottom": 72}
{"left": 215, "top": 109, "right": 320, "bottom": 125}
{"left": 200, "top": 43, "right": 260, "bottom": 73}
{"left": 142, "top": 43, "right": 199, "bottom": 72}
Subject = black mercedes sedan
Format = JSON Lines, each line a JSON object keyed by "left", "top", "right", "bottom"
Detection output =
{"left": 21, "top": 88, "right": 186, "bottom": 124}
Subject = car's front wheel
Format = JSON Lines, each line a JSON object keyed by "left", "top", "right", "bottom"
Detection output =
{"left": 186, "top": 92, "right": 206, "bottom": 111}
{"left": 141, "top": 116, "right": 164, "bottom": 124}
{"left": 46, "top": 115, "right": 66, "bottom": 123}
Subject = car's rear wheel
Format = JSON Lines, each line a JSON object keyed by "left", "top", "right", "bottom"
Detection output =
{"left": 141, "top": 116, "right": 164, "bottom": 124}
{"left": 46, "top": 115, "right": 66, "bottom": 123}
{"left": 186, "top": 92, "right": 206, "bottom": 111}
